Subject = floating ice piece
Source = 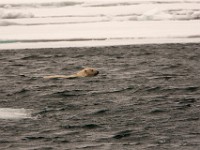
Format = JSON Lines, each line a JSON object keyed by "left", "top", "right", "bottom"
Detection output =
{"left": 0, "top": 108, "right": 32, "bottom": 119}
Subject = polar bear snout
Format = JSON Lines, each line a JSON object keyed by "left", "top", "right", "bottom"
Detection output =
{"left": 95, "top": 70, "right": 99, "bottom": 76}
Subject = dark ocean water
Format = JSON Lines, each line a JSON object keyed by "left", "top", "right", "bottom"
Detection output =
{"left": 0, "top": 43, "right": 200, "bottom": 150}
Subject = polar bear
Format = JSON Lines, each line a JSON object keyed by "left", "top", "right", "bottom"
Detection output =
{"left": 43, "top": 68, "right": 99, "bottom": 79}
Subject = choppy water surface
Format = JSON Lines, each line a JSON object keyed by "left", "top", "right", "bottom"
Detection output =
{"left": 0, "top": 0, "right": 200, "bottom": 49}
{"left": 0, "top": 43, "right": 200, "bottom": 149}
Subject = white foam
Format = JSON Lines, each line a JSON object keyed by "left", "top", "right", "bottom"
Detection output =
{"left": 0, "top": 9, "right": 34, "bottom": 19}
{"left": 0, "top": 108, "right": 32, "bottom": 119}
{"left": 0, "top": 21, "right": 19, "bottom": 26}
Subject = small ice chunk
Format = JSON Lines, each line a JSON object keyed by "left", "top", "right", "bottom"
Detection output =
{"left": 0, "top": 108, "right": 32, "bottom": 119}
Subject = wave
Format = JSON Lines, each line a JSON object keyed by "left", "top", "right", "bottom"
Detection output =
{"left": 1, "top": 35, "right": 200, "bottom": 44}
{"left": 84, "top": 0, "right": 200, "bottom": 7}
{"left": 0, "top": 38, "right": 107, "bottom": 44}
{"left": 0, "top": 21, "right": 19, "bottom": 26}
{"left": 142, "top": 85, "right": 199, "bottom": 93}
{"left": 1, "top": 8, "right": 200, "bottom": 22}
{"left": 130, "top": 9, "right": 200, "bottom": 21}
{"left": 112, "top": 130, "right": 132, "bottom": 139}
{"left": 84, "top": 2, "right": 140, "bottom": 7}
{"left": 1, "top": 0, "right": 200, "bottom": 9}
{"left": 0, "top": 20, "right": 110, "bottom": 26}
{"left": 0, "top": 1, "right": 82, "bottom": 9}
{"left": 0, "top": 10, "right": 34, "bottom": 19}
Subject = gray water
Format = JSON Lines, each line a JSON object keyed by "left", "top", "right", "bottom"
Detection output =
{"left": 0, "top": 43, "right": 200, "bottom": 149}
